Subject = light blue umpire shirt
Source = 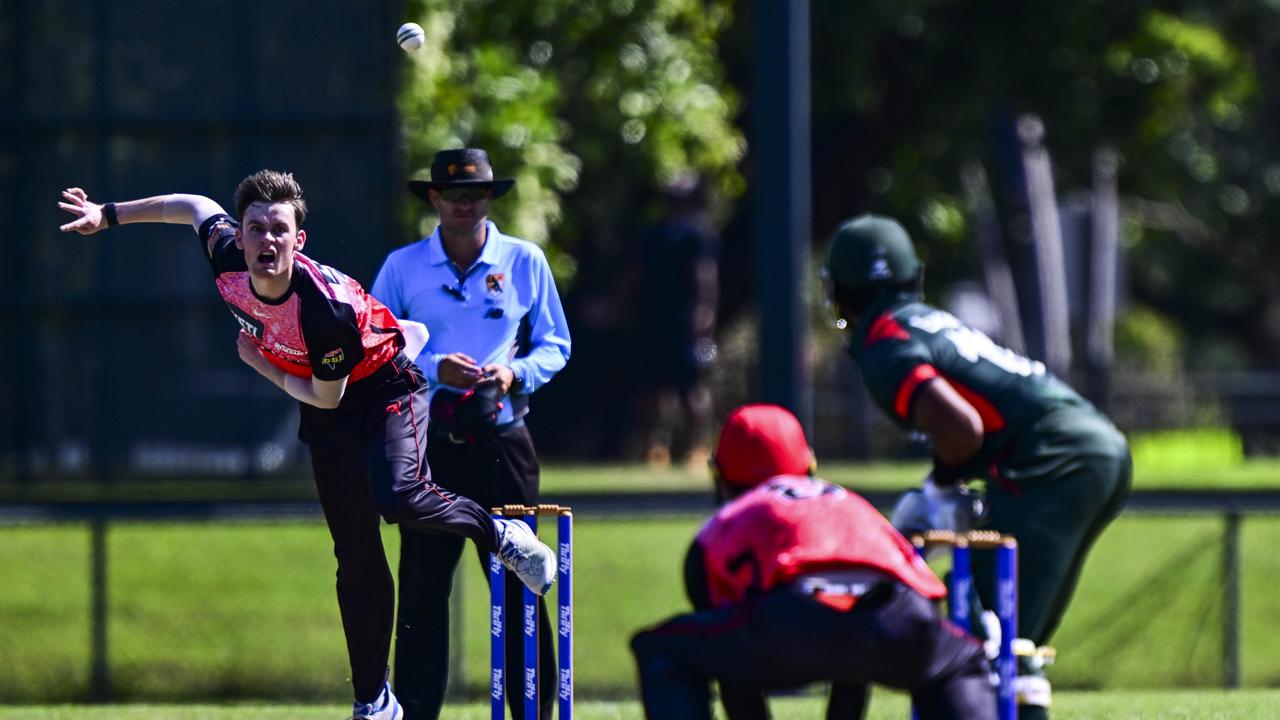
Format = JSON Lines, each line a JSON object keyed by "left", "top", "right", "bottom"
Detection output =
{"left": 371, "top": 221, "right": 572, "bottom": 426}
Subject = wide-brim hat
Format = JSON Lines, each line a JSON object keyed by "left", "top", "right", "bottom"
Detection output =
{"left": 407, "top": 148, "right": 515, "bottom": 202}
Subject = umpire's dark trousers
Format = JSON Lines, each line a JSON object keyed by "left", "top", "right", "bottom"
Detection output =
{"left": 299, "top": 354, "right": 499, "bottom": 705}
{"left": 395, "top": 423, "right": 555, "bottom": 720}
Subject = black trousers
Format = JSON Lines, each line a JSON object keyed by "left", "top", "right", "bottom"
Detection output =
{"left": 630, "top": 582, "right": 997, "bottom": 720}
{"left": 299, "top": 355, "right": 498, "bottom": 705}
{"left": 394, "top": 423, "right": 555, "bottom": 720}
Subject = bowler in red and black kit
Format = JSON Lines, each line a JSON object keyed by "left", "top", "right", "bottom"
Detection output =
{"left": 200, "top": 209, "right": 502, "bottom": 697}
{"left": 56, "top": 173, "right": 557, "bottom": 720}
{"left": 630, "top": 405, "right": 995, "bottom": 720}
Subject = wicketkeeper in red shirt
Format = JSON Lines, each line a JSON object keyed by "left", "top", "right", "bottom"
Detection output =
{"left": 630, "top": 404, "right": 996, "bottom": 719}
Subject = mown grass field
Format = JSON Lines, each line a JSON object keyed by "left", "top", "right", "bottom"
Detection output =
{"left": 5, "top": 425, "right": 1279, "bottom": 503}
{"left": 3, "top": 432, "right": 1278, "bottom": 706}
{"left": 3, "top": 512, "right": 1280, "bottom": 704}
{"left": 6, "top": 690, "right": 1280, "bottom": 719}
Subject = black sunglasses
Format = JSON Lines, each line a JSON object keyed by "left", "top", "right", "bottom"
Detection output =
{"left": 438, "top": 186, "right": 492, "bottom": 203}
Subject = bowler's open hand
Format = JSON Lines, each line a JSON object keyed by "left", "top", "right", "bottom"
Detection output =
{"left": 57, "top": 188, "right": 107, "bottom": 235}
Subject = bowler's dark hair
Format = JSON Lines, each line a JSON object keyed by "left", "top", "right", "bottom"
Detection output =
{"left": 233, "top": 170, "right": 308, "bottom": 226}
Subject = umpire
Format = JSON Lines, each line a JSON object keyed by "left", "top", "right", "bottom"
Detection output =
{"left": 371, "top": 148, "right": 571, "bottom": 720}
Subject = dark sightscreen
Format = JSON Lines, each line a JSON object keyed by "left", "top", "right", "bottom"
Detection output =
{"left": 2, "top": 1, "right": 406, "bottom": 481}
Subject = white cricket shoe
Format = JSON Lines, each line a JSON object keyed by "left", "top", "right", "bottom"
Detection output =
{"left": 347, "top": 681, "right": 402, "bottom": 720}
{"left": 495, "top": 517, "right": 557, "bottom": 595}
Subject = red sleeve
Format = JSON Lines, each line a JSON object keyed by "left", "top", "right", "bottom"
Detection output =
{"left": 894, "top": 364, "right": 938, "bottom": 421}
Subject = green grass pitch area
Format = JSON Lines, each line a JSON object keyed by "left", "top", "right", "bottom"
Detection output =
{"left": 4, "top": 514, "right": 1280, "bottom": 703}
{"left": 10, "top": 437, "right": 1280, "bottom": 505}
{"left": 5, "top": 690, "right": 1280, "bottom": 718}
{"left": 537, "top": 453, "right": 1280, "bottom": 494}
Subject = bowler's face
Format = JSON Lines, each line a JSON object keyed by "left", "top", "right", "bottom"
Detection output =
{"left": 237, "top": 202, "right": 306, "bottom": 283}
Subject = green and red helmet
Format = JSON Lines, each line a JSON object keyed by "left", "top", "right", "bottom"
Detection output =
{"left": 823, "top": 214, "right": 923, "bottom": 303}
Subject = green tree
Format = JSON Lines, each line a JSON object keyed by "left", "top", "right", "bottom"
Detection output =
{"left": 799, "top": 1, "right": 1280, "bottom": 367}
{"left": 398, "top": 0, "right": 745, "bottom": 285}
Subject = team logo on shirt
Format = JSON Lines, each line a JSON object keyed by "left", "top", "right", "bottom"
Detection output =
{"left": 485, "top": 273, "right": 505, "bottom": 297}
{"left": 321, "top": 348, "right": 346, "bottom": 370}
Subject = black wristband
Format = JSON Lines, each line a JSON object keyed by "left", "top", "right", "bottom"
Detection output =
{"left": 103, "top": 202, "right": 119, "bottom": 227}
{"left": 931, "top": 456, "right": 969, "bottom": 485}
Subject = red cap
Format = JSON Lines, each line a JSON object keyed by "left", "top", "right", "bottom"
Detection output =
{"left": 713, "top": 404, "right": 813, "bottom": 488}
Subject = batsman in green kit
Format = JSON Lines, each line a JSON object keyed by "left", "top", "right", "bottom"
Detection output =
{"left": 822, "top": 215, "right": 1132, "bottom": 720}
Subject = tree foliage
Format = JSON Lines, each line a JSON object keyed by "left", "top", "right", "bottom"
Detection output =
{"left": 801, "top": 0, "right": 1280, "bottom": 368}
{"left": 398, "top": 0, "right": 745, "bottom": 284}
{"left": 398, "top": 0, "right": 1280, "bottom": 372}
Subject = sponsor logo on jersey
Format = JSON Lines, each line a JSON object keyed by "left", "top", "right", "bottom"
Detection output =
{"left": 273, "top": 342, "right": 306, "bottom": 357}
{"left": 908, "top": 310, "right": 962, "bottom": 334}
{"left": 910, "top": 310, "right": 1045, "bottom": 377}
{"left": 227, "top": 304, "right": 264, "bottom": 339}
{"left": 485, "top": 272, "right": 505, "bottom": 296}
{"left": 321, "top": 348, "right": 346, "bottom": 369}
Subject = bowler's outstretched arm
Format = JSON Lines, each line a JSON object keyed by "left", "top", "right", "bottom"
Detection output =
{"left": 58, "top": 188, "right": 225, "bottom": 235}
{"left": 55, "top": 187, "right": 346, "bottom": 409}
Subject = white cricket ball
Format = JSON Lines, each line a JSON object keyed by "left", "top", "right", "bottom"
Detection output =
{"left": 396, "top": 22, "right": 425, "bottom": 52}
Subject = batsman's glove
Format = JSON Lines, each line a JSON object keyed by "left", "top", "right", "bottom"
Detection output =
{"left": 889, "top": 475, "right": 987, "bottom": 535}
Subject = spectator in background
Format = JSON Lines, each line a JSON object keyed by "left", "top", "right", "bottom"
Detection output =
{"left": 630, "top": 404, "right": 996, "bottom": 719}
{"left": 631, "top": 174, "right": 719, "bottom": 470}
{"left": 371, "top": 148, "right": 571, "bottom": 720}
